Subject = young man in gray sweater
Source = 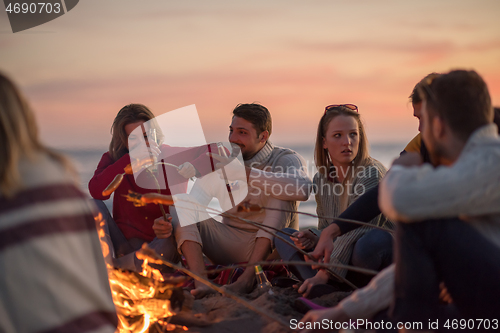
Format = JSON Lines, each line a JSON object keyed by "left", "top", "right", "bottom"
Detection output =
{"left": 161, "top": 103, "right": 312, "bottom": 297}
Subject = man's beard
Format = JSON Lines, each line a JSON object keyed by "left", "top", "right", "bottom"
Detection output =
{"left": 427, "top": 138, "right": 446, "bottom": 167}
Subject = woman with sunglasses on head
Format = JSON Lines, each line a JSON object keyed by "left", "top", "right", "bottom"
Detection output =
{"left": 89, "top": 104, "right": 217, "bottom": 272}
{"left": 275, "top": 104, "right": 394, "bottom": 297}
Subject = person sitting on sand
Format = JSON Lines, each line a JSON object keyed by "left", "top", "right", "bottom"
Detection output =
{"left": 160, "top": 103, "right": 312, "bottom": 297}
{"left": 300, "top": 70, "right": 500, "bottom": 333}
{"left": 0, "top": 72, "right": 117, "bottom": 332}
{"left": 302, "top": 73, "right": 438, "bottom": 291}
{"left": 275, "top": 104, "right": 393, "bottom": 297}
{"left": 89, "top": 104, "right": 218, "bottom": 271}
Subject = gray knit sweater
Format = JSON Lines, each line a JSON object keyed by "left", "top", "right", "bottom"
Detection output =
{"left": 314, "top": 158, "right": 390, "bottom": 277}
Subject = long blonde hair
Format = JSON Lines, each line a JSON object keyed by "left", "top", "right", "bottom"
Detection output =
{"left": 314, "top": 105, "right": 371, "bottom": 210}
{"left": 108, "top": 104, "right": 164, "bottom": 161}
{"left": 0, "top": 72, "right": 70, "bottom": 197}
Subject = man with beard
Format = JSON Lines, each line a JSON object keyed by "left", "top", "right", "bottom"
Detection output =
{"left": 156, "top": 103, "right": 312, "bottom": 297}
{"left": 300, "top": 70, "right": 500, "bottom": 333}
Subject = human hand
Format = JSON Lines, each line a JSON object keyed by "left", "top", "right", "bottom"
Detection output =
{"left": 208, "top": 152, "right": 246, "bottom": 181}
{"left": 439, "top": 282, "right": 453, "bottom": 304}
{"left": 309, "top": 224, "right": 339, "bottom": 269}
{"left": 152, "top": 215, "right": 173, "bottom": 238}
{"left": 299, "top": 306, "right": 350, "bottom": 333}
{"left": 290, "top": 230, "right": 319, "bottom": 250}
{"left": 178, "top": 162, "right": 197, "bottom": 179}
{"left": 391, "top": 152, "right": 422, "bottom": 168}
{"left": 294, "top": 270, "right": 329, "bottom": 298}
{"left": 130, "top": 141, "right": 161, "bottom": 170}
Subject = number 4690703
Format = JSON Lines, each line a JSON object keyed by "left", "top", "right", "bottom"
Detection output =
{"left": 6, "top": 3, "right": 62, "bottom": 14}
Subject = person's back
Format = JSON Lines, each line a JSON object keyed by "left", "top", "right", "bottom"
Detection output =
{"left": 379, "top": 69, "right": 500, "bottom": 329}
{"left": 0, "top": 73, "right": 117, "bottom": 333}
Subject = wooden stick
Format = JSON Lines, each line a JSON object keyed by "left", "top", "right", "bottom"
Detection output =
{"left": 263, "top": 205, "right": 394, "bottom": 234}
{"left": 136, "top": 244, "right": 292, "bottom": 331}
{"left": 202, "top": 207, "right": 358, "bottom": 289}
{"left": 205, "top": 260, "right": 378, "bottom": 276}
{"left": 125, "top": 193, "right": 359, "bottom": 290}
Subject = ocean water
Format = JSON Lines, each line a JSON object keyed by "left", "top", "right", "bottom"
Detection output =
{"left": 61, "top": 142, "right": 406, "bottom": 229}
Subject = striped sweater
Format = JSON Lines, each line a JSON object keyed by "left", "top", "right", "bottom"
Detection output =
{"left": 314, "top": 158, "right": 391, "bottom": 278}
{"left": 0, "top": 153, "right": 117, "bottom": 333}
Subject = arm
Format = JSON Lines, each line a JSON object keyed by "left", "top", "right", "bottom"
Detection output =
{"left": 310, "top": 164, "right": 386, "bottom": 268}
{"left": 299, "top": 265, "right": 395, "bottom": 332}
{"left": 255, "top": 196, "right": 290, "bottom": 245}
{"left": 379, "top": 146, "right": 500, "bottom": 222}
{"left": 248, "top": 152, "right": 312, "bottom": 201}
{"left": 88, "top": 152, "right": 130, "bottom": 200}
{"left": 334, "top": 184, "right": 381, "bottom": 235}
{"left": 339, "top": 264, "right": 395, "bottom": 319}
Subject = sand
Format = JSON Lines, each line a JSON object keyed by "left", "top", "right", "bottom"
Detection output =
{"left": 168, "top": 287, "right": 352, "bottom": 333}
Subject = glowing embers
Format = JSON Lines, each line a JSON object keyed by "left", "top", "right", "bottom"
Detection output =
{"left": 94, "top": 210, "right": 187, "bottom": 332}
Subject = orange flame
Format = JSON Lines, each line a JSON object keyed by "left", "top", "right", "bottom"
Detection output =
{"left": 94, "top": 210, "right": 180, "bottom": 332}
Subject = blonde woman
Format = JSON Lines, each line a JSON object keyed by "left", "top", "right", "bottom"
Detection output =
{"left": 0, "top": 72, "right": 117, "bottom": 332}
{"left": 276, "top": 104, "right": 393, "bottom": 297}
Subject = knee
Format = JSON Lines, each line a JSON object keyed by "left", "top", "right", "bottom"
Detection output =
{"left": 352, "top": 230, "right": 393, "bottom": 270}
{"left": 274, "top": 228, "right": 297, "bottom": 252}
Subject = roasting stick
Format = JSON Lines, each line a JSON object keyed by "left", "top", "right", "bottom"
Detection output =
{"left": 102, "top": 161, "right": 182, "bottom": 221}
{"left": 136, "top": 244, "right": 292, "bottom": 331}
{"left": 125, "top": 192, "right": 358, "bottom": 289}
{"left": 205, "top": 260, "right": 378, "bottom": 276}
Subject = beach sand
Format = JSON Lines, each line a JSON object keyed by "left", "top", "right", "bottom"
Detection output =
{"left": 169, "top": 287, "right": 352, "bottom": 332}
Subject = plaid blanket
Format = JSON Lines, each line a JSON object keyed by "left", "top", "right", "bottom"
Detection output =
{"left": 170, "top": 259, "right": 289, "bottom": 289}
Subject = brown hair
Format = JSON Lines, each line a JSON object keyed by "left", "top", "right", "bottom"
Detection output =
{"left": 232, "top": 103, "right": 272, "bottom": 137}
{"left": 494, "top": 107, "right": 500, "bottom": 133}
{"left": 418, "top": 70, "right": 493, "bottom": 141}
{"left": 0, "top": 72, "right": 71, "bottom": 197}
{"left": 314, "top": 106, "right": 371, "bottom": 210}
{"left": 109, "top": 104, "right": 164, "bottom": 161}
{"left": 409, "top": 72, "right": 440, "bottom": 105}
{"left": 315, "top": 106, "right": 370, "bottom": 176}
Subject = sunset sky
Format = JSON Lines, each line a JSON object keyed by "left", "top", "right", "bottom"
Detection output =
{"left": 1, "top": 0, "right": 499, "bottom": 149}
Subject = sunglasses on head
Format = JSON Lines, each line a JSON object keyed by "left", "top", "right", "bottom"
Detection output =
{"left": 324, "top": 104, "right": 358, "bottom": 115}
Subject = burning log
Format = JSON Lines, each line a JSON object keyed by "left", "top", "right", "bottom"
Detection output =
{"left": 95, "top": 210, "right": 187, "bottom": 332}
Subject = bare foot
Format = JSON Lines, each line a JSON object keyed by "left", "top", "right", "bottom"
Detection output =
{"left": 190, "top": 284, "right": 217, "bottom": 299}
{"left": 221, "top": 278, "right": 255, "bottom": 295}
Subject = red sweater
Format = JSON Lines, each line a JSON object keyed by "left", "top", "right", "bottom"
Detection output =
{"left": 89, "top": 144, "right": 217, "bottom": 241}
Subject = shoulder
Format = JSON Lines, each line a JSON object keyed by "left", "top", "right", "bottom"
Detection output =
{"left": 313, "top": 171, "right": 327, "bottom": 185}
{"left": 101, "top": 151, "right": 112, "bottom": 160}
{"left": 404, "top": 134, "right": 422, "bottom": 154}
{"left": 18, "top": 152, "right": 78, "bottom": 190}
{"left": 271, "top": 146, "right": 306, "bottom": 168}
{"left": 355, "top": 158, "right": 386, "bottom": 184}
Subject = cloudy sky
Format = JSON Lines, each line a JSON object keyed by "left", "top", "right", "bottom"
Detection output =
{"left": 1, "top": 0, "right": 499, "bottom": 149}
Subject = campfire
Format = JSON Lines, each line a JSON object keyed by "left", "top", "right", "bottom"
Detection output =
{"left": 95, "top": 212, "right": 188, "bottom": 332}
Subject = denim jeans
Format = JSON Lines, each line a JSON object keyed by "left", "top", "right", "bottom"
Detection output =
{"left": 93, "top": 199, "right": 180, "bottom": 271}
{"left": 275, "top": 227, "right": 393, "bottom": 286}
{"left": 392, "top": 218, "right": 500, "bottom": 329}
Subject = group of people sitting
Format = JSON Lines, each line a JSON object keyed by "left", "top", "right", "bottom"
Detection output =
{"left": 1, "top": 69, "right": 499, "bottom": 333}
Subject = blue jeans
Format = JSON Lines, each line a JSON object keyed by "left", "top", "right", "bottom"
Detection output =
{"left": 392, "top": 218, "right": 500, "bottom": 328}
{"left": 93, "top": 200, "right": 180, "bottom": 271}
{"left": 275, "top": 227, "right": 393, "bottom": 286}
